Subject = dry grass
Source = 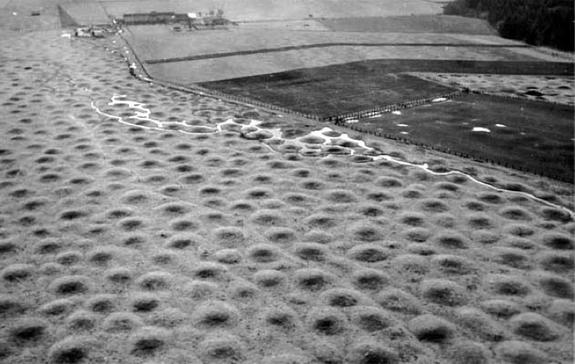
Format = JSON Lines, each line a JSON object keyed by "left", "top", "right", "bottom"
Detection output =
{"left": 0, "top": 5, "right": 573, "bottom": 364}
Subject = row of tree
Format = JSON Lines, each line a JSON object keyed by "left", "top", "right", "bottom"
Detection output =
{"left": 444, "top": 0, "right": 574, "bottom": 51}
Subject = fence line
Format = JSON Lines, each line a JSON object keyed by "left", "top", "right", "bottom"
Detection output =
{"left": 324, "top": 89, "right": 467, "bottom": 124}
{"left": 118, "top": 35, "right": 571, "bottom": 183}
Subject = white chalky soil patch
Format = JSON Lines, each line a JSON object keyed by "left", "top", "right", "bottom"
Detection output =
{"left": 91, "top": 94, "right": 573, "bottom": 216}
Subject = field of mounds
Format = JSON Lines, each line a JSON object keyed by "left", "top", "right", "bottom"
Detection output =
{"left": 0, "top": 3, "right": 574, "bottom": 364}
{"left": 2, "top": 24, "right": 575, "bottom": 364}
{"left": 354, "top": 94, "right": 574, "bottom": 182}
{"left": 413, "top": 73, "right": 575, "bottom": 105}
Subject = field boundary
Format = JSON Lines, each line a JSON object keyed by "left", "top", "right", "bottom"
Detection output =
{"left": 118, "top": 33, "right": 574, "bottom": 183}
{"left": 132, "top": 63, "right": 575, "bottom": 183}
{"left": 144, "top": 42, "right": 530, "bottom": 64}
{"left": 118, "top": 31, "right": 323, "bottom": 119}
{"left": 326, "top": 87, "right": 574, "bottom": 123}
{"left": 326, "top": 89, "right": 466, "bottom": 123}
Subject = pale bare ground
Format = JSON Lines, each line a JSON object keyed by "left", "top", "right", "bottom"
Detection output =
{"left": 145, "top": 45, "right": 540, "bottom": 84}
{"left": 0, "top": 20, "right": 574, "bottom": 364}
{"left": 125, "top": 26, "right": 523, "bottom": 62}
{"left": 125, "top": 24, "right": 561, "bottom": 83}
{"left": 98, "top": 0, "right": 443, "bottom": 22}
{"left": 319, "top": 15, "right": 496, "bottom": 35}
{"left": 0, "top": 2, "right": 59, "bottom": 34}
{"left": 413, "top": 73, "right": 575, "bottom": 106}
{"left": 237, "top": 19, "right": 331, "bottom": 32}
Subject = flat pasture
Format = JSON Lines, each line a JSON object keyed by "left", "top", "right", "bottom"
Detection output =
{"left": 145, "top": 45, "right": 548, "bottom": 84}
{"left": 320, "top": 15, "right": 496, "bottom": 34}
{"left": 126, "top": 26, "right": 523, "bottom": 63}
{"left": 59, "top": 2, "right": 109, "bottom": 26}
{"left": 100, "top": 0, "right": 443, "bottom": 21}
{"left": 356, "top": 94, "right": 574, "bottom": 182}
{"left": 126, "top": 23, "right": 567, "bottom": 84}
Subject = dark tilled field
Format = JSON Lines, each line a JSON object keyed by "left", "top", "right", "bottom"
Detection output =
{"left": 201, "top": 59, "right": 573, "bottom": 117}
{"left": 358, "top": 94, "right": 574, "bottom": 182}
{"left": 205, "top": 71, "right": 454, "bottom": 117}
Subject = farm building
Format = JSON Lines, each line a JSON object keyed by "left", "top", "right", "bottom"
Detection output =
{"left": 118, "top": 9, "right": 232, "bottom": 28}
{"left": 121, "top": 12, "right": 179, "bottom": 25}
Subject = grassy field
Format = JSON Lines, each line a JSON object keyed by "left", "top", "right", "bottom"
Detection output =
{"left": 59, "top": 2, "right": 109, "bottom": 26}
{"left": 201, "top": 60, "right": 574, "bottom": 182}
{"left": 126, "top": 26, "right": 522, "bottom": 63}
{"left": 356, "top": 94, "right": 574, "bottom": 182}
{"left": 200, "top": 59, "right": 574, "bottom": 114}
{"left": 99, "top": 0, "right": 443, "bottom": 21}
{"left": 125, "top": 21, "right": 569, "bottom": 84}
{"left": 201, "top": 70, "right": 455, "bottom": 116}
{"left": 320, "top": 15, "right": 497, "bottom": 34}
{"left": 144, "top": 45, "right": 555, "bottom": 84}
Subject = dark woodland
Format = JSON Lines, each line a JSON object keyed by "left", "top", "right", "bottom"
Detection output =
{"left": 444, "top": 0, "right": 574, "bottom": 51}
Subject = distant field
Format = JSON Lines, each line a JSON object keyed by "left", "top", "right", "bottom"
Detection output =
{"left": 200, "top": 59, "right": 574, "bottom": 116}
{"left": 320, "top": 15, "right": 496, "bottom": 34}
{"left": 356, "top": 94, "right": 575, "bottom": 182}
{"left": 0, "top": 0, "right": 61, "bottom": 33}
{"left": 200, "top": 64, "right": 457, "bottom": 117}
{"left": 146, "top": 43, "right": 531, "bottom": 65}
{"left": 59, "top": 3, "right": 109, "bottom": 26}
{"left": 126, "top": 23, "right": 569, "bottom": 83}
{"left": 142, "top": 45, "right": 551, "bottom": 84}
{"left": 99, "top": 0, "right": 443, "bottom": 21}
{"left": 126, "top": 26, "right": 522, "bottom": 63}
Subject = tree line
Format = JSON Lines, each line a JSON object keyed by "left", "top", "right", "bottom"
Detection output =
{"left": 443, "top": 0, "right": 574, "bottom": 51}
